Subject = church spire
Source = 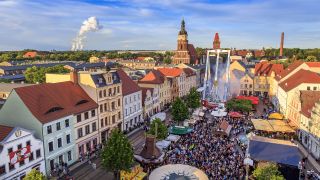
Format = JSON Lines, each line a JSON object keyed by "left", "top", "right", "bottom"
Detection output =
{"left": 179, "top": 18, "right": 188, "bottom": 35}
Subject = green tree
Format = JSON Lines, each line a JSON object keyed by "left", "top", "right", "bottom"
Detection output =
{"left": 25, "top": 65, "right": 70, "bottom": 83}
{"left": 171, "top": 97, "right": 189, "bottom": 124}
{"left": 23, "top": 169, "right": 46, "bottom": 180}
{"left": 195, "top": 47, "right": 206, "bottom": 57}
{"left": 186, "top": 87, "right": 201, "bottom": 110}
{"left": 225, "top": 99, "right": 252, "bottom": 113}
{"left": 163, "top": 57, "right": 172, "bottom": 64}
{"left": 253, "top": 163, "right": 284, "bottom": 180}
{"left": 101, "top": 129, "right": 134, "bottom": 179}
{"left": 305, "top": 55, "right": 317, "bottom": 62}
{"left": 148, "top": 118, "right": 168, "bottom": 140}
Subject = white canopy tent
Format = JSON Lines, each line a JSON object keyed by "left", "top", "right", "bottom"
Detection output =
{"left": 150, "top": 112, "right": 166, "bottom": 123}
{"left": 156, "top": 140, "right": 171, "bottom": 150}
{"left": 166, "top": 134, "right": 181, "bottom": 143}
{"left": 211, "top": 110, "right": 227, "bottom": 117}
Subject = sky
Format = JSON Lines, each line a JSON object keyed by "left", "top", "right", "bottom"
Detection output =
{"left": 0, "top": 0, "right": 320, "bottom": 51}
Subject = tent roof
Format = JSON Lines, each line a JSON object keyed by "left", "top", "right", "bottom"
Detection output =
{"left": 169, "top": 126, "right": 193, "bottom": 135}
{"left": 269, "top": 113, "right": 284, "bottom": 120}
{"left": 249, "top": 136, "right": 301, "bottom": 167}
{"left": 251, "top": 119, "right": 295, "bottom": 133}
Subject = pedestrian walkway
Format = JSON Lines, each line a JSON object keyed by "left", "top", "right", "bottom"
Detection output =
{"left": 295, "top": 140, "right": 320, "bottom": 173}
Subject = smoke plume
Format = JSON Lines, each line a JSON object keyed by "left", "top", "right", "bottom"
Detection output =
{"left": 71, "top": 16, "right": 103, "bottom": 51}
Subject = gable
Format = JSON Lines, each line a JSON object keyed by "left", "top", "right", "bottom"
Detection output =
{"left": 2, "top": 127, "right": 33, "bottom": 144}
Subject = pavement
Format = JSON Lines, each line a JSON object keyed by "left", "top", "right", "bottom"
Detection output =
{"left": 295, "top": 140, "right": 320, "bottom": 174}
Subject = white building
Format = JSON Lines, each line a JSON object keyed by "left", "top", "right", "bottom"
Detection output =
{"left": 141, "top": 87, "right": 160, "bottom": 119}
{"left": 0, "top": 125, "right": 45, "bottom": 180}
{"left": 117, "top": 69, "right": 143, "bottom": 132}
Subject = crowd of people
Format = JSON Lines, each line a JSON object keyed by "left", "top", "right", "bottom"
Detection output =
{"left": 150, "top": 113, "right": 254, "bottom": 179}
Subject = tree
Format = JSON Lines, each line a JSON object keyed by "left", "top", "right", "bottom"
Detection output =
{"left": 171, "top": 97, "right": 189, "bottom": 124}
{"left": 25, "top": 65, "right": 70, "bottom": 83}
{"left": 186, "top": 87, "right": 201, "bottom": 110}
{"left": 163, "top": 57, "right": 172, "bottom": 64}
{"left": 305, "top": 55, "right": 317, "bottom": 62}
{"left": 23, "top": 169, "right": 46, "bottom": 180}
{"left": 225, "top": 99, "right": 252, "bottom": 113}
{"left": 101, "top": 129, "right": 134, "bottom": 179}
{"left": 253, "top": 163, "right": 284, "bottom": 180}
{"left": 148, "top": 118, "right": 168, "bottom": 140}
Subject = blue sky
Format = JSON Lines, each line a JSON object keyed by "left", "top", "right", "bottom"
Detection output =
{"left": 0, "top": 0, "right": 319, "bottom": 51}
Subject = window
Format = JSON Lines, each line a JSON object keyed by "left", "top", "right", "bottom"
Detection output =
{"left": 0, "top": 165, "right": 5, "bottom": 176}
{"left": 118, "top": 112, "right": 121, "bottom": 120}
{"left": 66, "top": 134, "right": 71, "bottom": 144}
{"left": 29, "top": 152, "right": 34, "bottom": 161}
{"left": 134, "top": 95, "right": 136, "bottom": 101}
{"left": 26, "top": 141, "right": 31, "bottom": 146}
{"left": 57, "top": 138, "right": 62, "bottom": 148}
{"left": 56, "top": 122, "right": 61, "bottom": 131}
{"left": 104, "top": 103, "right": 107, "bottom": 111}
{"left": 84, "top": 112, "right": 89, "bottom": 120}
{"left": 36, "top": 149, "right": 41, "bottom": 158}
{"left": 117, "top": 86, "right": 120, "bottom": 93}
{"left": 103, "top": 89, "right": 106, "bottom": 97}
{"left": 114, "top": 87, "right": 116, "bottom": 94}
{"left": 50, "top": 160, "right": 54, "bottom": 170}
{"left": 112, "top": 102, "right": 115, "bottom": 110}
{"left": 101, "top": 119, "right": 104, "bottom": 127}
{"left": 47, "top": 125, "right": 52, "bottom": 134}
{"left": 18, "top": 144, "right": 22, "bottom": 150}
{"left": 9, "top": 162, "right": 14, "bottom": 171}
{"left": 91, "top": 110, "right": 96, "bottom": 117}
{"left": 125, "top": 98, "right": 127, "bottom": 105}
{"left": 8, "top": 148, "right": 13, "bottom": 155}
{"left": 78, "top": 128, "right": 83, "bottom": 138}
{"left": 314, "top": 87, "right": 317, "bottom": 91}
{"left": 99, "top": 90, "right": 102, "bottom": 98}
{"left": 92, "top": 122, "right": 97, "bottom": 132}
{"left": 307, "top": 86, "right": 311, "bottom": 90}
{"left": 68, "top": 151, "right": 72, "bottom": 161}
{"left": 112, "top": 115, "right": 116, "bottom": 124}
{"left": 77, "top": 114, "right": 81, "bottom": 123}
{"left": 100, "top": 105, "right": 103, "bottom": 113}
{"left": 118, "top": 99, "right": 120, "bottom": 106}
{"left": 105, "top": 118, "right": 108, "bottom": 126}
{"left": 108, "top": 89, "right": 112, "bottom": 96}
{"left": 85, "top": 125, "right": 90, "bottom": 135}
{"left": 65, "top": 119, "right": 69, "bottom": 127}
{"left": 48, "top": 142, "right": 53, "bottom": 152}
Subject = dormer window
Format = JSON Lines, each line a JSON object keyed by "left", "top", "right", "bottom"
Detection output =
{"left": 76, "top": 100, "right": 88, "bottom": 106}
{"left": 98, "top": 78, "right": 103, "bottom": 84}
{"left": 45, "top": 107, "right": 63, "bottom": 114}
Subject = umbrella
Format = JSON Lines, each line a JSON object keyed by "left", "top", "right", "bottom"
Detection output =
{"left": 228, "top": 111, "right": 243, "bottom": 118}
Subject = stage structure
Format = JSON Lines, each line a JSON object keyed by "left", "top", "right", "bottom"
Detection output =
{"left": 202, "top": 49, "right": 231, "bottom": 102}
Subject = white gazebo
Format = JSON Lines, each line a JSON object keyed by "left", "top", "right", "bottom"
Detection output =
{"left": 149, "top": 164, "right": 209, "bottom": 180}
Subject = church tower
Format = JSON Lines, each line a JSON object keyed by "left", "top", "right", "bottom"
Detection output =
{"left": 173, "top": 19, "right": 192, "bottom": 64}
{"left": 213, "top": 32, "right": 220, "bottom": 49}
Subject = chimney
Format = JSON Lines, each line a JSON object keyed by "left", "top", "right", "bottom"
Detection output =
{"left": 280, "top": 32, "right": 284, "bottom": 57}
{"left": 70, "top": 70, "right": 78, "bottom": 85}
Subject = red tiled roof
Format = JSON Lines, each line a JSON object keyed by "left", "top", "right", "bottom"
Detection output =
{"left": 255, "top": 62, "right": 284, "bottom": 76}
{"left": 138, "top": 70, "right": 165, "bottom": 84}
{"left": 116, "top": 69, "right": 141, "bottom": 96}
{"left": 15, "top": 81, "right": 98, "bottom": 124}
{"left": 187, "top": 44, "right": 198, "bottom": 64}
{"left": 157, "top": 68, "right": 183, "bottom": 77}
{"left": 0, "top": 125, "right": 13, "bottom": 142}
{"left": 275, "top": 60, "right": 304, "bottom": 81}
{"left": 253, "top": 50, "right": 265, "bottom": 57}
{"left": 182, "top": 68, "right": 195, "bottom": 76}
{"left": 23, "top": 51, "right": 38, "bottom": 58}
{"left": 279, "top": 69, "right": 320, "bottom": 92}
{"left": 136, "top": 57, "right": 146, "bottom": 61}
{"left": 236, "top": 50, "right": 251, "bottom": 57}
{"left": 306, "top": 62, "right": 320, "bottom": 68}
{"left": 300, "top": 91, "right": 320, "bottom": 118}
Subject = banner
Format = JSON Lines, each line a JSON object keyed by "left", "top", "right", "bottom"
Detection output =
{"left": 9, "top": 145, "right": 31, "bottom": 165}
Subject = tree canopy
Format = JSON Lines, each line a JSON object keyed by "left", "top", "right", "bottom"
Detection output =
{"left": 225, "top": 99, "right": 252, "bottom": 112}
{"left": 147, "top": 118, "right": 168, "bottom": 140}
{"left": 171, "top": 97, "right": 189, "bottom": 124}
{"left": 101, "top": 129, "right": 134, "bottom": 178}
{"left": 253, "top": 163, "right": 284, "bottom": 180}
{"left": 23, "top": 169, "right": 46, "bottom": 180}
{"left": 25, "top": 65, "right": 70, "bottom": 83}
{"left": 186, "top": 87, "right": 201, "bottom": 110}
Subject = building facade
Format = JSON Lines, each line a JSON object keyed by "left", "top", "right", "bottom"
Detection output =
{"left": 117, "top": 69, "right": 143, "bottom": 132}
{"left": 0, "top": 82, "right": 97, "bottom": 174}
{"left": 141, "top": 88, "right": 160, "bottom": 119}
{"left": 240, "top": 73, "right": 254, "bottom": 95}
{"left": 0, "top": 126, "right": 45, "bottom": 180}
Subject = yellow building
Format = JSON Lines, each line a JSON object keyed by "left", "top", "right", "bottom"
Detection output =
{"left": 309, "top": 101, "right": 320, "bottom": 159}
{"left": 229, "top": 60, "right": 246, "bottom": 73}
{"left": 46, "top": 71, "right": 123, "bottom": 143}
{"left": 138, "top": 70, "right": 171, "bottom": 110}
{"left": 240, "top": 73, "right": 254, "bottom": 96}
{"left": 253, "top": 62, "right": 284, "bottom": 97}
{"left": 118, "top": 60, "right": 156, "bottom": 69}
{"left": 89, "top": 56, "right": 100, "bottom": 63}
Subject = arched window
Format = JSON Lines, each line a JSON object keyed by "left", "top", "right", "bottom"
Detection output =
{"left": 46, "top": 107, "right": 63, "bottom": 114}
